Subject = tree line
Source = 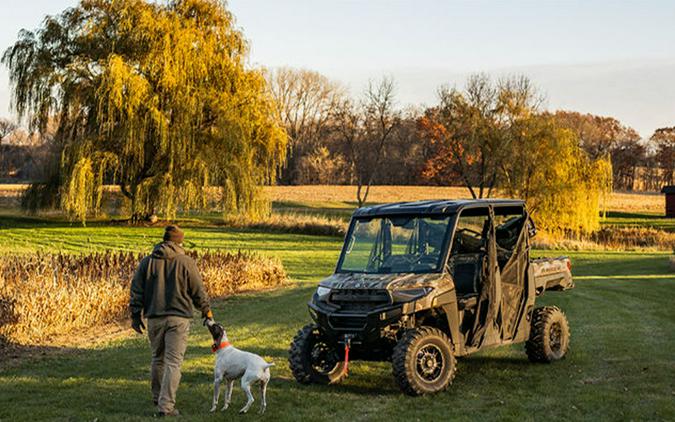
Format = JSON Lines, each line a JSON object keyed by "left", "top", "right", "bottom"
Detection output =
{"left": 268, "top": 68, "right": 674, "bottom": 196}
{"left": 268, "top": 70, "right": 622, "bottom": 233}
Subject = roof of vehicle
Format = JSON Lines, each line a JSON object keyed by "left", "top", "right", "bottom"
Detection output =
{"left": 352, "top": 199, "right": 525, "bottom": 217}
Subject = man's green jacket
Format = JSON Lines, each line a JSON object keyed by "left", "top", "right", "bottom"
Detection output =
{"left": 130, "top": 241, "right": 210, "bottom": 319}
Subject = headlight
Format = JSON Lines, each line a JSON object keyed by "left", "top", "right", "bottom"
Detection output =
{"left": 391, "top": 287, "right": 433, "bottom": 303}
{"left": 316, "top": 286, "right": 332, "bottom": 301}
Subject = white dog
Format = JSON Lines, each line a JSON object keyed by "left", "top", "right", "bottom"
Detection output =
{"left": 207, "top": 323, "right": 274, "bottom": 414}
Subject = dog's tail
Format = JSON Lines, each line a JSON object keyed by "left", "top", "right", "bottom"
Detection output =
{"left": 264, "top": 362, "right": 275, "bottom": 369}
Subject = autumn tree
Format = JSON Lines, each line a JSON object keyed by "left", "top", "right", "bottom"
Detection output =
{"left": 552, "top": 111, "right": 639, "bottom": 159}
{"left": 421, "top": 74, "right": 611, "bottom": 234}
{"left": 379, "top": 107, "right": 430, "bottom": 185}
{"left": 0, "top": 119, "right": 17, "bottom": 143}
{"left": 266, "top": 67, "right": 344, "bottom": 184}
{"left": 552, "top": 111, "right": 643, "bottom": 190}
{"left": 333, "top": 77, "right": 399, "bottom": 206}
{"left": 3, "top": 0, "right": 286, "bottom": 222}
{"left": 500, "top": 113, "right": 612, "bottom": 234}
{"left": 609, "top": 138, "right": 647, "bottom": 191}
{"left": 650, "top": 127, "right": 675, "bottom": 186}
{"left": 0, "top": 118, "right": 17, "bottom": 172}
{"left": 422, "top": 74, "right": 537, "bottom": 198}
{"left": 294, "top": 146, "right": 348, "bottom": 184}
{"left": 493, "top": 79, "right": 611, "bottom": 234}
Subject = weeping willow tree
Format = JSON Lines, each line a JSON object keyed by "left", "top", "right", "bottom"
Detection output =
{"left": 2, "top": 0, "right": 286, "bottom": 223}
{"left": 499, "top": 112, "right": 612, "bottom": 236}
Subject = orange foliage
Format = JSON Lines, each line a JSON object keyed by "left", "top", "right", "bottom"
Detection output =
{"left": 417, "top": 112, "right": 470, "bottom": 185}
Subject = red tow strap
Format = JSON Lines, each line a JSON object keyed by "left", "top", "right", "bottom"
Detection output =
{"left": 343, "top": 343, "right": 350, "bottom": 374}
{"left": 333, "top": 341, "right": 350, "bottom": 382}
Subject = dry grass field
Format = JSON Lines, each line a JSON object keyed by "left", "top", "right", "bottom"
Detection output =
{"left": 0, "top": 251, "right": 286, "bottom": 345}
{"left": 1, "top": 184, "right": 666, "bottom": 215}
{"left": 604, "top": 191, "right": 665, "bottom": 214}
{"left": 265, "top": 185, "right": 666, "bottom": 214}
{"left": 264, "top": 185, "right": 474, "bottom": 204}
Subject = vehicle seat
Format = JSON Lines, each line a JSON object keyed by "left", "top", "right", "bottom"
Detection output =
{"left": 450, "top": 253, "right": 482, "bottom": 301}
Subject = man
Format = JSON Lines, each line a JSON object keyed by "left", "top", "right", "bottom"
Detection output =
{"left": 130, "top": 225, "right": 213, "bottom": 417}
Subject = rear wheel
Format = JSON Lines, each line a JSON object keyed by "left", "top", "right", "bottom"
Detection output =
{"left": 392, "top": 326, "right": 456, "bottom": 396}
{"left": 288, "top": 324, "right": 347, "bottom": 385}
{"left": 525, "top": 306, "right": 570, "bottom": 363}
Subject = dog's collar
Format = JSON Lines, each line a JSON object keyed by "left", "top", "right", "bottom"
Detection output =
{"left": 211, "top": 341, "right": 231, "bottom": 353}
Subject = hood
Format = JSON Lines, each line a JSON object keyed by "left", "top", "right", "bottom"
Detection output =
{"left": 151, "top": 241, "right": 185, "bottom": 259}
{"left": 319, "top": 272, "right": 449, "bottom": 291}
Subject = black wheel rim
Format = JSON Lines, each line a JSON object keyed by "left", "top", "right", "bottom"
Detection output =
{"left": 310, "top": 340, "right": 339, "bottom": 375}
{"left": 549, "top": 322, "right": 562, "bottom": 352}
{"left": 415, "top": 344, "right": 444, "bottom": 382}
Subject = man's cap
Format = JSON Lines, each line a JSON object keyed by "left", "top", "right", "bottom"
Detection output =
{"left": 163, "top": 225, "right": 185, "bottom": 244}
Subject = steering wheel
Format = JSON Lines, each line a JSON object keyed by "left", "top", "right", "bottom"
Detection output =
{"left": 416, "top": 253, "right": 439, "bottom": 266}
{"left": 456, "top": 228, "right": 482, "bottom": 237}
{"left": 452, "top": 228, "right": 484, "bottom": 253}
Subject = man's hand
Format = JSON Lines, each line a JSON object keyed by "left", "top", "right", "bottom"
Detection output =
{"left": 202, "top": 309, "right": 214, "bottom": 327}
{"left": 131, "top": 314, "right": 145, "bottom": 334}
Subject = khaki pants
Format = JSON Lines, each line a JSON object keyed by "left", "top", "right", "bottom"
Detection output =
{"left": 147, "top": 316, "right": 191, "bottom": 413}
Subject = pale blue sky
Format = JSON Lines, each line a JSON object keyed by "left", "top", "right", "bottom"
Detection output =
{"left": 1, "top": 0, "right": 674, "bottom": 136}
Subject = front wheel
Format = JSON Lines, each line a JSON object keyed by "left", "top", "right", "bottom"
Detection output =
{"left": 525, "top": 306, "right": 570, "bottom": 363}
{"left": 288, "top": 324, "right": 347, "bottom": 385}
{"left": 392, "top": 326, "right": 456, "bottom": 396}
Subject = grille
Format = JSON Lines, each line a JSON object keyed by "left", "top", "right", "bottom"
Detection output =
{"left": 329, "top": 289, "right": 390, "bottom": 312}
{"left": 330, "top": 289, "right": 390, "bottom": 303}
{"left": 330, "top": 289, "right": 391, "bottom": 312}
{"left": 328, "top": 315, "right": 368, "bottom": 330}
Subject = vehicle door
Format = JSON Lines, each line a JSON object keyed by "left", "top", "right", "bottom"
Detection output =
{"left": 493, "top": 205, "right": 530, "bottom": 342}
{"left": 446, "top": 205, "right": 500, "bottom": 349}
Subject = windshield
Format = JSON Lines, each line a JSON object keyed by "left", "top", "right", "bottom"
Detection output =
{"left": 338, "top": 215, "right": 454, "bottom": 274}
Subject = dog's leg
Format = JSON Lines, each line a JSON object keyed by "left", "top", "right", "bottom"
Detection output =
{"left": 239, "top": 377, "right": 255, "bottom": 414}
{"left": 259, "top": 379, "right": 268, "bottom": 414}
{"left": 221, "top": 379, "right": 234, "bottom": 411}
{"left": 210, "top": 375, "right": 221, "bottom": 413}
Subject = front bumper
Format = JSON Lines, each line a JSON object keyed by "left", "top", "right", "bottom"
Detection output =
{"left": 308, "top": 297, "right": 403, "bottom": 343}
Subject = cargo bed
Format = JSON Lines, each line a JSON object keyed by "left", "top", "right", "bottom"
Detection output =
{"left": 531, "top": 257, "right": 574, "bottom": 294}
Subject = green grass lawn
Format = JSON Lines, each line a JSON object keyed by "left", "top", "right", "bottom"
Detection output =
{"left": 0, "top": 216, "right": 674, "bottom": 421}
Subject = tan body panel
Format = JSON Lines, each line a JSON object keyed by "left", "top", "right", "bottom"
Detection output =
{"left": 531, "top": 257, "right": 574, "bottom": 294}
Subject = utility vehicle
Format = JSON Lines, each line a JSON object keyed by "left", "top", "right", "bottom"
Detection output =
{"left": 288, "top": 199, "right": 574, "bottom": 395}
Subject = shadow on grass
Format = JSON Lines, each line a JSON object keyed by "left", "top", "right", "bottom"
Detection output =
{"left": 460, "top": 355, "right": 531, "bottom": 368}
{"left": 0, "top": 337, "right": 86, "bottom": 371}
{"left": 571, "top": 254, "right": 673, "bottom": 277}
{"left": 0, "top": 213, "right": 78, "bottom": 229}
{"left": 0, "top": 213, "right": 176, "bottom": 230}
{"left": 603, "top": 211, "right": 665, "bottom": 220}
{"left": 185, "top": 225, "right": 335, "bottom": 244}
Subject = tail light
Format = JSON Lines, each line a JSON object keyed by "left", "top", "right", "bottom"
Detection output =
{"left": 566, "top": 259, "right": 572, "bottom": 272}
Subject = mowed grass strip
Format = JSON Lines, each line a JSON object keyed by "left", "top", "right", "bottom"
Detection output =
{"left": 0, "top": 220, "right": 673, "bottom": 420}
